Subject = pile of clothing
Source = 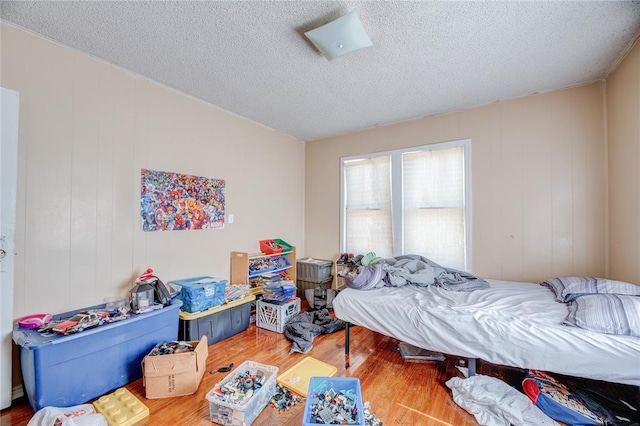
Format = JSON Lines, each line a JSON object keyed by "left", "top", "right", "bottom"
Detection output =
{"left": 283, "top": 309, "right": 345, "bottom": 354}
{"left": 339, "top": 253, "right": 489, "bottom": 292}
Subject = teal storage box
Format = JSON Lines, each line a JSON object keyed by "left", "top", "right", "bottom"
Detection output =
{"left": 170, "top": 276, "right": 228, "bottom": 313}
{"left": 303, "top": 377, "right": 365, "bottom": 426}
{"left": 12, "top": 299, "right": 181, "bottom": 411}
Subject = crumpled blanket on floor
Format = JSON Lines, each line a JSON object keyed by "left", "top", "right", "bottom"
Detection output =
{"left": 284, "top": 309, "right": 345, "bottom": 354}
{"left": 445, "top": 375, "right": 557, "bottom": 426}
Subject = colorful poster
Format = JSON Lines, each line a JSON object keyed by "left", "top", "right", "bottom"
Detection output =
{"left": 140, "top": 169, "right": 225, "bottom": 231}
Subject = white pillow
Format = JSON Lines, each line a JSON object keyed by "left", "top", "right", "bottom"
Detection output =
{"left": 563, "top": 294, "right": 640, "bottom": 337}
{"left": 540, "top": 276, "right": 640, "bottom": 302}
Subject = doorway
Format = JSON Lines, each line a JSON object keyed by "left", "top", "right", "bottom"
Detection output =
{"left": 1, "top": 87, "right": 20, "bottom": 409}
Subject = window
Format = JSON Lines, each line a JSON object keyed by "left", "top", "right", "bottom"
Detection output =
{"left": 340, "top": 139, "right": 471, "bottom": 270}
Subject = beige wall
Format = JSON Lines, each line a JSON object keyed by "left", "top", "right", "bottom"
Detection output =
{"left": 607, "top": 39, "right": 640, "bottom": 285}
{"left": 306, "top": 84, "right": 607, "bottom": 283}
{"left": 1, "top": 24, "right": 305, "bottom": 318}
{"left": 6, "top": 22, "right": 635, "bottom": 312}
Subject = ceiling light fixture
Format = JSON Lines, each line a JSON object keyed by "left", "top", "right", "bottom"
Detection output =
{"left": 304, "top": 11, "right": 373, "bottom": 61}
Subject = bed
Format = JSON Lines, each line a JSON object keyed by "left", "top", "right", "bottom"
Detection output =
{"left": 332, "top": 278, "right": 640, "bottom": 386}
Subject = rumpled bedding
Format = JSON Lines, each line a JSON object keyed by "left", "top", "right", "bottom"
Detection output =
{"left": 283, "top": 309, "right": 346, "bottom": 353}
{"left": 342, "top": 254, "right": 489, "bottom": 292}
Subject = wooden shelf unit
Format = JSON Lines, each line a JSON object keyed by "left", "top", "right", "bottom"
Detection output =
{"left": 230, "top": 246, "right": 297, "bottom": 296}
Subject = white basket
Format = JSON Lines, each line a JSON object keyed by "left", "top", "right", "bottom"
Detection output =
{"left": 256, "top": 298, "right": 300, "bottom": 333}
{"left": 207, "top": 360, "right": 278, "bottom": 426}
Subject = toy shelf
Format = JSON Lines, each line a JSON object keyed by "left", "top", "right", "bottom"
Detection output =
{"left": 230, "top": 245, "right": 296, "bottom": 296}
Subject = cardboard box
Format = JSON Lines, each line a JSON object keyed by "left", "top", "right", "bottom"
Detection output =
{"left": 143, "top": 335, "right": 208, "bottom": 398}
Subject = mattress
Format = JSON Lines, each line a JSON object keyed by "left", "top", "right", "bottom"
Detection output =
{"left": 333, "top": 279, "right": 640, "bottom": 386}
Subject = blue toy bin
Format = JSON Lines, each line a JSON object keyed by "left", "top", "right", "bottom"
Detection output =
{"left": 169, "top": 276, "right": 227, "bottom": 313}
{"left": 13, "top": 299, "right": 182, "bottom": 411}
{"left": 302, "top": 376, "right": 365, "bottom": 426}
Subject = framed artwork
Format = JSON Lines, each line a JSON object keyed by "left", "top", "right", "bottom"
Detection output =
{"left": 140, "top": 169, "right": 225, "bottom": 231}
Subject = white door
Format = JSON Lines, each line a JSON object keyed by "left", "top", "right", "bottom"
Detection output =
{"left": 1, "top": 87, "right": 19, "bottom": 409}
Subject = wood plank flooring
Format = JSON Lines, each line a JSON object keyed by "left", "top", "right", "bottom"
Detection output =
{"left": 2, "top": 319, "right": 639, "bottom": 425}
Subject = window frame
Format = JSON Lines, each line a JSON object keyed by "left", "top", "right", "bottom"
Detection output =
{"left": 340, "top": 138, "right": 473, "bottom": 270}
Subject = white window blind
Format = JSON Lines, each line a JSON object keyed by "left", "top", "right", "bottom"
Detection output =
{"left": 403, "top": 146, "right": 465, "bottom": 269}
{"left": 341, "top": 140, "right": 470, "bottom": 271}
{"left": 343, "top": 156, "right": 393, "bottom": 258}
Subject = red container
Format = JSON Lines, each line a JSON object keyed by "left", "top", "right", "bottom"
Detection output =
{"left": 260, "top": 239, "right": 284, "bottom": 255}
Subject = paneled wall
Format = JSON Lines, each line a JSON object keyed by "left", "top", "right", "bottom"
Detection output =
{"left": 607, "top": 39, "right": 640, "bottom": 285}
{"left": 2, "top": 24, "right": 305, "bottom": 317}
{"left": 306, "top": 84, "right": 607, "bottom": 283}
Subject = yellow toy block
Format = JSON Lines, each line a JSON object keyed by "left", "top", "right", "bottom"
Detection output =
{"left": 93, "top": 388, "right": 149, "bottom": 426}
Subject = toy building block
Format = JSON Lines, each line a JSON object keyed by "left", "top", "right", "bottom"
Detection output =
{"left": 93, "top": 388, "right": 149, "bottom": 426}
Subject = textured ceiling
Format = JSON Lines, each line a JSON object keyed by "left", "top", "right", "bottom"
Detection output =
{"left": 2, "top": 1, "right": 640, "bottom": 142}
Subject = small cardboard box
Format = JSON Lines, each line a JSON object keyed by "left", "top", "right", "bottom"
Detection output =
{"left": 143, "top": 335, "right": 208, "bottom": 399}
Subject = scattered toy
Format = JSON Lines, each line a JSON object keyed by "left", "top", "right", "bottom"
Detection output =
{"left": 211, "top": 362, "right": 234, "bottom": 374}
{"left": 364, "top": 401, "right": 383, "bottom": 426}
{"left": 51, "top": 311, "right": 110, "bottom": 335}
{"left": 210, "top": 370, "right": 265, "bottom": 404}
{"left": 148, "top": 341, "right": 194, "bottom": 356}
{"left": 307, "top": 387, "right": 359, "bottom": 424}
{"left": 270, "top": 384, "right": 302, "bottom": 411}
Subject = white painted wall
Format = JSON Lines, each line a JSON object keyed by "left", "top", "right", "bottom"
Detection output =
{"left": 1, "top": 24, "right": 305, "bottom": 320}
{"left": 607, "top": 39, "right": 640, "bottom": 285}
{"left": 306, "top": 84, "right": 607, "bottom": 284}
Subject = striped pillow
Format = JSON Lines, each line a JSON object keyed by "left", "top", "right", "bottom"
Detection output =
{"left": 563, "top": 294, "right": 640, "bottom": 337}
{"left": 540, "top": 277, "right": 640, "bottom": 303}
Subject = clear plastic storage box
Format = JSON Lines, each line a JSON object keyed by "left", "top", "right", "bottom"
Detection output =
{"left": 207, "top": 360, "right": 278, "bottom": 426}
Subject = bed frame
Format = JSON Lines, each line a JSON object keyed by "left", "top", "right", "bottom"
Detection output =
{"left": 343, "top": 322, "right": 478, "bottom": 375}
{"left": 333, "top": 279, "right": 640, "bottom": 386}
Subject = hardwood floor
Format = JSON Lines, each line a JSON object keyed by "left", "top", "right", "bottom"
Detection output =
{"left": 2, "top": 319, "right": 639, "bottom": 425}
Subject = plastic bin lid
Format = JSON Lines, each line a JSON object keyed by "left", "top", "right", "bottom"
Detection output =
{"left": 169, "top": 276, "right": 227, "bottom": 287}
{"left": 277, "top": 356, "right": 337, "bottom": 397}
{"left": 297, "top": 258, "right": 332, "bottom": 265}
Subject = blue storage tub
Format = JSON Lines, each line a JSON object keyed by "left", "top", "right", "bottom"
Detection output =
{"left": 302, "top": 377, "right": 365, "bottom": 426}
{"left": 12, "top": 299, "right": 181, "bottom": 411}
{"left": 170, "top": 276, "right": 227, "bottom": 313}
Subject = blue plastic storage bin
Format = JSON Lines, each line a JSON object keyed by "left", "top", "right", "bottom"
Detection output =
{"left": 302, "top": 377, "right": 365, "bottom": 426}
{"left": 170, "top": 276, "right": 228, "bottom": 313}
{"left": 12, "top": 299, "right": 181, "bottom": 411}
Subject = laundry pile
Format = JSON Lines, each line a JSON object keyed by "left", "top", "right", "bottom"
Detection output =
{"left": 283, "top": 309, "right": 345, "bottom": 354}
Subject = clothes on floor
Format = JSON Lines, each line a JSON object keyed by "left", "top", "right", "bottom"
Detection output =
{"left": 445, "top": 374, "right": 557, "bottom": 426}
{"left": 284, "top": 309, "right": 345, "bottom": 354}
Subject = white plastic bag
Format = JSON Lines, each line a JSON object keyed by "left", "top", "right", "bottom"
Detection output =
{"left": 27, "top": 403, "right": 107, "bottom": 426}
{"left": 445, "top": 375, "right": 558, "bottom": 426}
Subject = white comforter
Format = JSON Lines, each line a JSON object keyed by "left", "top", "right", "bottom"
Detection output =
{"left": 333, "top": 279, "right": 640, "bottom": 386}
